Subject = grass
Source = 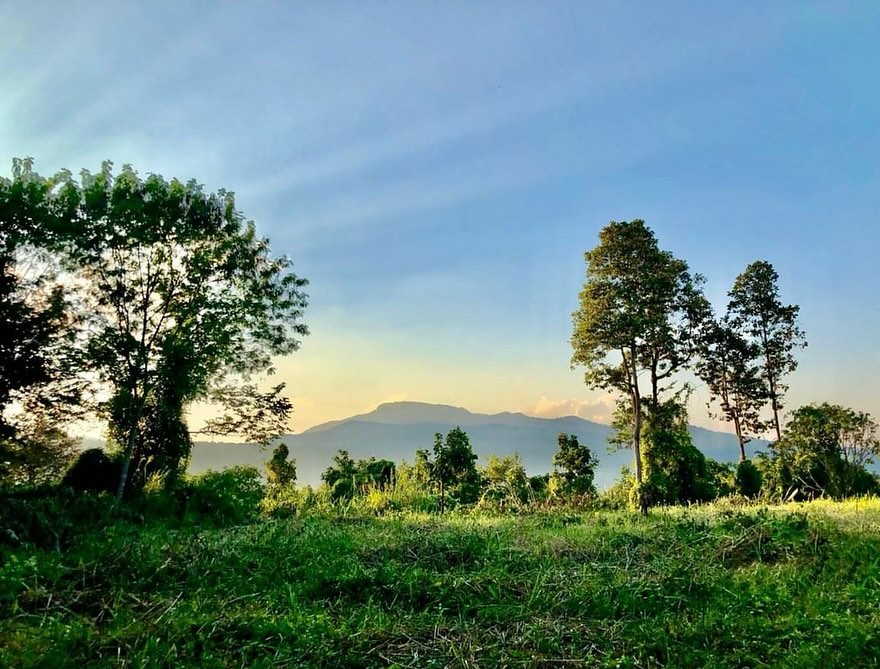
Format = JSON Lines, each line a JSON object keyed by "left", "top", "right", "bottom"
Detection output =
{"left": 1, "top": 499, "right": 879, "bottom": 668}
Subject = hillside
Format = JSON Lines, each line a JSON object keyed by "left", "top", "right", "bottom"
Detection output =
{"left": 188, "top": 401, "right": 765, "bottom": 488}
{"left": 3, "top": 500, "right": 878, "bottom": 667}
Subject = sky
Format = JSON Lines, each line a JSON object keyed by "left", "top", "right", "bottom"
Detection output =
{"left": 2, "top": 1, "right": 878, "bottom": 435}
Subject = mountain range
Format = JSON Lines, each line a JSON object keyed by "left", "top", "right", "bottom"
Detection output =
{"left": 186, "top": 401, "right": 766, "bottom": 489}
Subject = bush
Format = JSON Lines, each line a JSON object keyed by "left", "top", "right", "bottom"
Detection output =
{"left": 598, "top": 468, "right": 637, "bottom": 510}
{"left": 0, "top": 487, "right": 118, "bottom": 550}
{"left": 184, "top": 466, "right": 264, "bottom": 526}
{"left": 61, "top": 449, "right": 122, "bottom": 494}
{"left": 330, "top": 478, "right": 356, "bottom": 503}
{"left": 735, "top": 459, "right": 763, "bottom": 498}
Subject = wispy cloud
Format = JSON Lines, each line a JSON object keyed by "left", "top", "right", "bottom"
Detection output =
{"left": 520, "top": 395, "right": 617, "bottom": 424}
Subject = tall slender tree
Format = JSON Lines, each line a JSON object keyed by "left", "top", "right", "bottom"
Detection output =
{"left": 571, "top": 220, "right": 708, "bottom": 512}
{"left": 728, "top": 261, "right": 805, "bottom": 442}
{"left": 696, "top": 316, "right": 767, "bottom": 460}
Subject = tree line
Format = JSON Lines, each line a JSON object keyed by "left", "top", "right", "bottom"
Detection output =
{"left": 2, "top": 161, "right": 877, "bottom": 513}
{"left": 571, "top": 219, "right": 878, "bottom": 510}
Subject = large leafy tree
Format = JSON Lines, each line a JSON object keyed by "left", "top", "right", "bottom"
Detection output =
{"left": 16, "top": 160, "right": 309, "bottom": 496}
{"left": 571, "top": 220, "right": 708, "bottom": 511}
{"left": 696, "top": 316, "right": 767, "bottom": 461}
{"left": 765, "top": 403, "right": 880, "bottom": 499}
{"left": 0, "top": 159, "right": 81, "bottom": 437}
{"left": 728, "top": 261, "right": 805, "bottom": 442}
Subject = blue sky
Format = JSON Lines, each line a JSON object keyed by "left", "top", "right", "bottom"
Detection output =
{"left": 2, "top": 2, "right": 878, "bottom": 433}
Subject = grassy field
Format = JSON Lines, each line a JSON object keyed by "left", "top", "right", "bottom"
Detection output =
{"left": 2, "top": 499, "right": 879, "bottom": 668}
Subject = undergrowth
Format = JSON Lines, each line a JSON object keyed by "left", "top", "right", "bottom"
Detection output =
{"left": 1, "top": 499, "right": 878, "bottom": 667}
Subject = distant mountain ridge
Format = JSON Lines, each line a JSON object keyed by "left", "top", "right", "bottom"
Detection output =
{"left": 187, "top": 401, "right": 766, "bottom": 489}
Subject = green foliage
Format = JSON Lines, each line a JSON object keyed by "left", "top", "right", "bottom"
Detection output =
{"left": 411, "top": 448, "right": 434, "bottom": 486}
{"left": 322, "top": 450, "right": 396, "bottom": 497}
{"left": 322, "top": 449, "right": 357, "bottom": 488}
{"left": 433, "top": 427, "right": 482, "bottom": 505}
{"left": 0, "top": 160, "right": 82, "bottom": 437}
{"left": 183, "top": 466, "right": 264, "bottom": 526}
{"left": 768, "top": 403, "right": 880, "bottom": 500}
{"left": 641, "top": 398, "right": 717, "bottom": 505}
{"left": 696, "top": 315, "right": 768, "bottom": 458}
{"left": 3, "top": 499, "right": 878, "bottom": 667}
{"left": 735, "top": 458, "right": 763, "bottom": 498}
{"left": 728, "top": 260, "right": 806, "bottom": 441}
{"left": 552, "top": 433, "right": 598, "bottom": 499}
{"left": 571, "top": 220, "right": 710, "bottom": 504}
{"left": 358, "top": 457, "right": 396, "bottom": 489}
{"left": 0, "top": 416, "right": 79, "bottom": 487}
{"left": 598, "top": 467, "right": 637, "bottom": 509}
{"left": 2, "top": 160, "right": 310, "bottom": 497}
{"left": 479, "top": 453, "right": 530, "bottom": 509}
{"left": 266, "top": 443, "right": 297, "bottom": 487}
{"left": 61, "top": 448, "right": 122, "bottom": 494}
{"left": 330, "top": 477, "right": 356, "bottom": 503}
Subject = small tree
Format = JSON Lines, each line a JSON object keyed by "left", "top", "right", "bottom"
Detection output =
{"left": 640, "top": 397, "right": 716, "bottom": 506}
{"left": 728, "top": 261, "right": 806, "bottom": 442}
{"left": 552, "top": 433, "right": 598, "bottom": 498}
{"left": 411, "top": 448, "right": 434, "bottom": 487}
{"left": 432, "top": 427, "right": 480, "bottom": 511}
{"left": 482, "top": 453, "right": 530, "bottom": 505}
{"left": 266, "top": 443, "right": 297, "bottom": 488}
{"left": 322, "top": 450, "right": 357, "bottom": 489}
{"left": 357, "top": 457, "right": 396, "bottom": 489}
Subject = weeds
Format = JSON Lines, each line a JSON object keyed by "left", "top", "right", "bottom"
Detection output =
{"left": 1, "top": 499, "right": 879, "bottom": 667}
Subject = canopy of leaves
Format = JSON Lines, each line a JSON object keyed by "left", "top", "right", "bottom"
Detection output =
{"left": 0, "top": 159, "right": 81, "bottom": 436}
{"left": 433, "top": 427, "right": 481, "bottom": 504}
{"left": 266, "top": 443, "right": 297, "bottom": 487}
{"left": 571, "top": 220, "right": 709, "bottom": 402}
{"left": 766, "top": 403, "right": 880, "bottom": 499}
{"left": 728, "top": 260, "right": 806, "bottom": 439}
{"left": 696, "top": 316, "right": 768, "bottom": 456}
{"left": 2, "top": 159, "right": 310, "bottom": 494}
{"left": 322, "top": 450, "right": 395, "bottom": 491}
{"left": 552, "top": 433, "right": 598, "bottom": 496}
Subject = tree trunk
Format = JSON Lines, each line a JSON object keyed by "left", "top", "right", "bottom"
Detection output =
{"left": 733, "top": 413, "right": 746, "bottom": 462}
{"left": 115, "top": 427, "right": 136, "bottom": 500}
{"left": 770, "top": 391, "right": 781, "bottom": 442}
{"left": 439, "top": 479, "right": 445, "bottom": 514}
{"left": 116, "top": 396, "right": 147, "bottom": 500}
{"left": 631, "top": 378, "right": 647, "bottom": 515}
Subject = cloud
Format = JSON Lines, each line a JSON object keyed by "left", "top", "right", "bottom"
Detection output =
{"left": 520, "top": 395, "right": 616, "bottom": 424}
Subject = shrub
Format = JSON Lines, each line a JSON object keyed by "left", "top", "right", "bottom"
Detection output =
{"left": 184, "top": 466, "right": 264, "bottom": 526}
{"left": 735, "top": 459, "right": 763, "bottom": 498}
{"left": 61, "top": 449, "right": 122, "bottom": 494}
{"left": 330, "top": 477, "right": 356, "bottom": 503}
{"left": 0, "top": 487, "right": 118, "bottom": 550}
{"left": 598, "top": 468, "right": 637, "bottom": 510}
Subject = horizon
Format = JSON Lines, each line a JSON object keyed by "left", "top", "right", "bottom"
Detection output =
{"left": 4, "top": 2, "right": 878, "bottom": 439}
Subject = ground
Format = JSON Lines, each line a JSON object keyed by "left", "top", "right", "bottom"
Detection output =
{"left": 1, "top": 499, "right": 879, "bottom": 668}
